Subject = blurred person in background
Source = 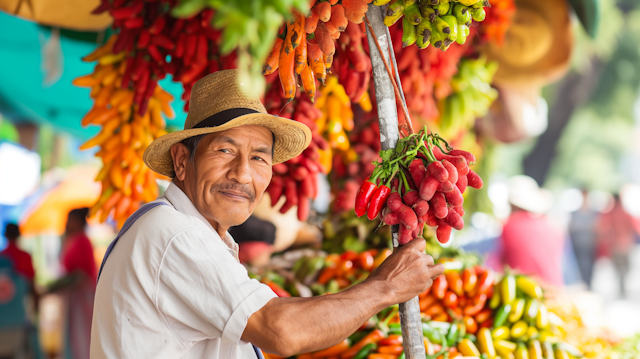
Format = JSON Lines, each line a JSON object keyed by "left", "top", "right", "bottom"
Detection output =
{"left": 568, "top": 189, "right": 598, "bottom": 289}
{"left": 0, "top": 223, "right": 38, "bottom": 307}
{"left": 597, "top": 195, "right": 638, "bottom": 297}
{"left": 47, "top": 208, "right": 96, "bottom": 359}
{"left": 498, "top": 176, "right": 565, "bottom": 286}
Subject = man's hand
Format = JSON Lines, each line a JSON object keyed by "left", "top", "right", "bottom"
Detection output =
{"left": 243, "top": 237, "right": 444, "bottom": 356}
{"left": 367, "top": 237, "right": 444, "bottom": 305}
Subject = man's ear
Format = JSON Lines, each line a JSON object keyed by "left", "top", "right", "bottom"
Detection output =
{"left": 170, "top": 143, "right": 190, "bottom": 181}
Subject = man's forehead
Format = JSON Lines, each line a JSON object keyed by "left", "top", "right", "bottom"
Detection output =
{"left": 207, "top": 126, "right": 274, "bottom": 146}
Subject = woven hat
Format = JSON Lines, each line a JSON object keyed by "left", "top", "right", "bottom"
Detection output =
{"left": 143, "top": 70, "right": 311, "bottom": 177}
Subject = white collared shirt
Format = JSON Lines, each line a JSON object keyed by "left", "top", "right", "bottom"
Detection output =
{"left": 90, "top": 183, "right": 277, "bottom": 358}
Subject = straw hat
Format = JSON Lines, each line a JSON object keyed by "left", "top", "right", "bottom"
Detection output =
{"left": 143, "top": 70, "right": 311, "bottom": 177}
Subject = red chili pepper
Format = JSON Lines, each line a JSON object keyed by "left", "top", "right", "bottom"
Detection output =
{"left": 109, "top": 1, "right": 143, "bottom": 20}
{"left": 170, "top": 19, "right": 186, "bottom": 38}
{"left": 113, "top": 29, "right": 133, "bottom": 53}
{"left": 462, "top": 268, "right": 477, "bottom": 293}
{"left": 475, "top": 267, "right": 494, "bottom": 295}
{"left": 149, "top": 16, "right": 166, "bottom": 35}
{"left": 447, "top": 149, "right": 476, "bottom": 165}
{"left": 201, "top": 8, "right": 214, "bottom": 27}
{"left": 463, "top": 293, "right": 487, "bottom": 316}
{"left": 147, "top": 45, "right": 164, "bottom": 63}
{"left": 474, "top": 308, "right": 493, "bottom": 324}
{"left": 185, "top": 19, "right": 202, "bottom": 34}
{"left": 366, "top": 185, "right": 391, "bottom": 220}
{"left": 355, "top": 177, "right": 377, "bottom": 217}
{"left": 467, "top": 170, "right": 483, "bottom": 189}
{"left": 120, "top": 56, "right": 135, "bottom": 88}
{"left": 175, "top": 33, "right": 187, "bottom": 58}
{"left": 446, "top": 271, "right": 464, "bottom": 296}
{"left": 152, "top": 34, "right": 175, "bottom": 50}
{"left": 264, "top": 280, "right": 291, "bottom": 297}
{"left": 432, "top": 274, "right": 448, "bottom": 300}
{"left": 124, "top": 17, "right": 144, "bottom": 29}
{"left": 184, "top": 34, "right": 198, "bottom": 66}
{"left": 442, "top": 290, "right": 458, "bottom": 309}
{"left": 195, "top": 34, "right": 208, "bottom": 65}
{"left": 180, "top": 60, "right": 207, "bottom": 84}
{"left": 137, "top": 30, "right": 151, "bottom": 49}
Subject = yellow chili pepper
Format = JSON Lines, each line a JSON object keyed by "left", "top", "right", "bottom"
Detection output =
{"left": 492, "top": 327, "right": 511, "bottom": 341}
{"left": 525, "top": 298, "right": 540, "bottom": 319}
{"left": 542, "top": 341, "right": 555, "bottom": 359}
{"left": 516, "top": 276, "right": 543, "bottom": 299}
{"left": 555, "top": 349, "right": 570, "bottom": 359}
{"left": 501, "top": 274, "right": 516, "bottom": 305}
{"left": 536, "top": 303, "right": 549, "bottom": 329}
{"left": 528, "top": 340, "right": 542, "bottom": 359}
{"left": 478, "top": 328, "right": 497, "bottom": 358}
{"left": 458, "top": 338, "right": 481, "bottom": 357}
{"left": 499, "top": 353, "right": 515, "bottom": 359}
{"left": 495, "top": 340, "right": 517, "bottom": 357}
{"left": 490, "top": 291, "right": 501, "bottom": 309}
{"left": 510, "top": 321, "right": 528, "bottom": 339}
{"left": 539, "top": 330, "right": 558, "bottom": 343}
{"left": 508, "top": 299, "right": 526, "bottom": 322}
{"left": 527, "top": 326, "right": 539, "bottom": 340}
{"left": 515, "top": 344, "right": 529, "bottom": 359}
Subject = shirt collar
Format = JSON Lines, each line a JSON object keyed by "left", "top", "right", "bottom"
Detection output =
{"left": 163, "top": 183, "right": 238, "bottom": 254}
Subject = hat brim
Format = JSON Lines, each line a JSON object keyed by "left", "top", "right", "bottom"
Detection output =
{"left": 143, "top": 113, "right": 312, "bottom": 177}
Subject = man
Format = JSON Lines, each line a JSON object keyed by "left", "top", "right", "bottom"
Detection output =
{"left": 90, "top": 70, "right": 443, "bottom": 358}
{"left": 568, "top": 189, "right": 597, "bottom": 289}
{"left": 498, "top": 175, "right": 564, "bottom": 286}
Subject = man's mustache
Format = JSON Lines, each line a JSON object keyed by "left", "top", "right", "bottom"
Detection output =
{"left": 212, "top": 183, "right": 255, "bottom": 201}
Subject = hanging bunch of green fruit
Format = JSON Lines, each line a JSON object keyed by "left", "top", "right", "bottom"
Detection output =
{"left": 379, "top": 0, "right": 491, "bottom": 51}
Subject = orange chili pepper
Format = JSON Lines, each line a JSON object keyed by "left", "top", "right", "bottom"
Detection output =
{"left": 463, "top": 293, "right": 487, "bottom": 316}
{"left": 367, "top": 354, "right": 398, "bottom": 359}
{"left": 378, "top": 345, "right": 404, "bottom": 354}
{"left": 378, "top": 335, "right": 402, "bottom": 347}
{"left": 419, "top": 287, "right": 431, "bottom": 299}
{"left": 340, "top": 329, "right": 385, "bottom": 359}
{"left": 317, "top": 266, "right": 336, "bottom": 285}
{"left": 432, "top": 275, "right": 447, "bottom": 300}
{"left": 474, "top": 308, "right": 493, "bottom": 324}
{"left": 312, "top": 339, "right": 350, "bottom": 358}
{"left": 359, "top": 251, "right": 375, "bottom": 271}
{"left": 420, "top": 295, "right": 437, "bottom": 311}
{"left": 462, "top": 268, "right": 477, "bottom": 293}
{"left": 478, "top": 317, "right": 494, "bottom": 330}
{"left": 262, "top": 37, "right": 283, "bottom": 75}
{"left": 279, "top": 28, "right": 296, "bottom": 103}
{"left": 446, "top": 271, "right": 464, "bottom": 296}
{"left": 295, "top": 34, "right": 308, "bottom": 74}
{"left": 463, "top": 315, "right": 478, "bottom": 334}
{"left": 425, "top": 303, "right": 445, "bottom": 317}
{"left": 432, "top": 312, "right": 448, "bottom": 322}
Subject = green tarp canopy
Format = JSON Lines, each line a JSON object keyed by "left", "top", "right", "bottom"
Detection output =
{"left": 0, "top": 11, "right": 187, "bottom": 140}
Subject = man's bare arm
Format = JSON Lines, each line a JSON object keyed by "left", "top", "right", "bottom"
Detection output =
{"left": 242, "top": 238, "right": 445, "bottom": 357}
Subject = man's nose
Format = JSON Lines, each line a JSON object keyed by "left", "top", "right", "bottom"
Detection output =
{"left": 227, "top": 154, "right": 252, "bottom": 184}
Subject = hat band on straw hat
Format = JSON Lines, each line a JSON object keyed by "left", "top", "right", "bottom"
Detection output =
{"left": 192, "top": 108, "right": 260, "bottom": 129}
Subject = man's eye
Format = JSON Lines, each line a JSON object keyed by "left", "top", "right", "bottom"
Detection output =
{"left": 219, "top": 149, "right": 231, "bottom": 153}
{"left": 253, "top": 156, "right": 265, "bottom": 162}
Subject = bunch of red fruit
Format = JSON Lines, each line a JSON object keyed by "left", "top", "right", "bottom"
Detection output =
{"left": 354, "top": 129, "right": 483, "bottom": 244}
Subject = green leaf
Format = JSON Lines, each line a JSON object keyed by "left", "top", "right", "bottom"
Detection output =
{"left": 379, "top": 149, "right": 395, "bottom": 162}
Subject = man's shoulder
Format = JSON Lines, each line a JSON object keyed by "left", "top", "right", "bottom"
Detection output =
{"left": 132, "top": 201, "right": 210, "bottom": 239}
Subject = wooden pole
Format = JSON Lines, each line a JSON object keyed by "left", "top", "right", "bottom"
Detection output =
{"left": 364, "top": 4, "right": 426, "bottom": 359}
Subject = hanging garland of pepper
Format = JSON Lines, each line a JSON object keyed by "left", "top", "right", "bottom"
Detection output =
{"left": 73, "top": 36, "right": 174, "bottom": 227}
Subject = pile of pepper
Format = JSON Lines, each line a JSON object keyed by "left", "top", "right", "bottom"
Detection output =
{"left": 73, "top": 36, "right": 173, "bottom": 226}
{"left": 263, "top": 75, "right": 328, "bottom": 221}
{"left": 354, "top": 127, "right": 483, "bottom": 244}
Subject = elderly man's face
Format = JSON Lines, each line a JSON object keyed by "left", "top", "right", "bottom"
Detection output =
{"left": 171, "top": 125, "right": 273, "bottom": 231}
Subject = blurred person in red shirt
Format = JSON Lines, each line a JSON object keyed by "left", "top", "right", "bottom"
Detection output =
{"left": 0, "top": 223, "right": 39, "bottom": 312}
{"left": 498, "top": 176, "right": 565, "bottom": 286}
{"left": 597, "top": 195, "right": 638, "bottom": 297}
{"left": 47, "top": 208, "right": 96, "bottom": 359}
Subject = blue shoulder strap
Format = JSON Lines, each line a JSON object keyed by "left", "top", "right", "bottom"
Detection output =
{"left": 96, "top": 200, "right": 265, "bottom": 359}
{"left": 97, "top": 201, "right": 169, "bottom": 282}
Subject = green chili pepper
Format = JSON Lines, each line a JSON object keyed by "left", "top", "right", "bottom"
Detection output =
{"left": 399, "top": 352, "right": 406, "bottom": 359}
{"left": 423, "top": 323, "right": 443, "bottom": 344}
{"left": 354, "top": 343, "right": 376, "bottom": 359}
{"left": 447, "top": 322, "right": 459, "bottom": 347}
{"left": 426, "top": 347, "right": 450, "bottom": 359}
{"left": 494, "top": 304, "right": 512, "bottom": 328}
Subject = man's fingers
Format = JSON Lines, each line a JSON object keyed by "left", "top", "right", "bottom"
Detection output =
{"left": 428, "top": 263, "right": 445, "bottom": 280}
{"left": 408, "top": 237, "right": 426, "bottom": 252}
{"left": 424, "top": 254, "right": 434, "bottom": 266}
